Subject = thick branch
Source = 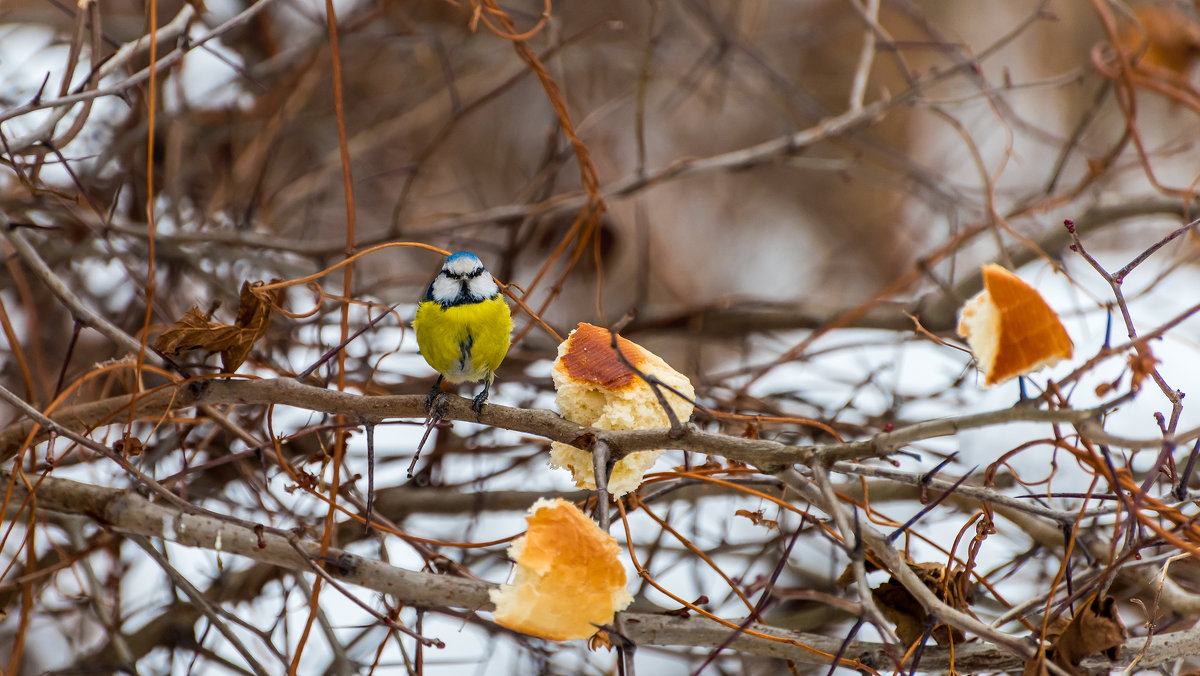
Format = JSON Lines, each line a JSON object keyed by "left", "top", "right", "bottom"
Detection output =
{"left": 1, "top": 377, "right": 1110, "bottom": 471}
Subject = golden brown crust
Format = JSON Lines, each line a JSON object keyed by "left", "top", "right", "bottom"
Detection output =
{"left": 558, "top": 323, "right": 646, "bottom": 390}
{"left": 980, "top": 264, "right": 1074, "bottom": 385}
{"left": 489, "top": 498, "right": 632, "bottom": 640}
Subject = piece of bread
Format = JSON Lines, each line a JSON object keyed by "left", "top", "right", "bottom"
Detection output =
{"left": 489, "top": 498, "right": 633, "bottom": 640}
{"left": 957, "top": 264, "right": 1074, "bottom": 386}
{"left": 549, "top": 323, "right": 695, "bottom": 496}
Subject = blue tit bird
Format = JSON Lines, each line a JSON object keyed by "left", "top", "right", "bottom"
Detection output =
{"left": 413, "top": 251, "right": 513, "bottom": 416}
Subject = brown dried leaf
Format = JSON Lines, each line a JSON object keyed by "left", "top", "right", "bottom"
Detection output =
{"left": 836, "top": 550, "right": 888, "bottom": 588}
{"left": 874, "top": 579, "right": 929, "bottom": 646}
{"left": 1118, "top": 2, "right": 1200, "bottom": 75}
{"left": 1128, "top": 343, "right": 1159, "bottom": 393}
{"left": 1034, "top": 614, "right": 1072, "bottom": 644}
{"left": 871, "top": 560, "right": 971, "bottom": 647}
{"left": 1021, "top": 651, "right": 1053, "bottom": 676}
{"left": 154, "top": 281, "right": 278, "bottom": 373}
{"left": 690, "top": 456, "right": 725, "bottom": 473}
{"left": 112, "top": 436, "right": 144, "bottom": 457}
{"left": 1094, "top": 375, "right": 1121, "bottom": 397}
{"left": 587, "top": 630, "right": 613, "bottom": 652}
{"left": 222, "top": 282, "right": 276, "bottom": 372}
{"left": 154, "top": 308, "right": 241, "bottom": 355}
{"left": 1050, "top": 594, "right": 1125, "bottom": 669}
{"left": 735, "top": 509, "right": 778, "bottom": 530}
{"left": 836, "top": 564, "right": 854, "bottom": 589}
{"left": 741, "top": 420, "right": 760, "bottom": 439}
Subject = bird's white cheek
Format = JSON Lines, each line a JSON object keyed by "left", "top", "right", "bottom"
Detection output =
{"left": 468, "top": 276, "right": 498, "bottom": 299}
{"left": 431, "top": 275, "right": 460, "bottom": 304}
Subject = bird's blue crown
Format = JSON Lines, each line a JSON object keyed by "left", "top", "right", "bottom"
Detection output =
{"left": 445, "top": 251, "right": 481, "bottom": 267}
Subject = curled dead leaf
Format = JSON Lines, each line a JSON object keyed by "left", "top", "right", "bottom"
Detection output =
{"left": 1034, "top": 613, "right": 1071, "bottom": 645}
{"left": 735, "top": 509, "right": 779, "bottom": 530}
{"left": 741, "top": 420, "right": 760, "bottom": 439}
{"left": 1095, "top": 375, "right": 1122, "bottom": 398}
{"left": 155, "top": 307, "right": 238, "bottom": 354}
{"left": 1021, "top": 651, "right": 1052, "bottom": 676}
{"left": 112, "top": 436, "right": 144, "bottom": 457}
{"left": 154, "top": 281, "right": 280, "bottom": 373}
{"left": 1128, "top": 343, "right": 1159, "bottom": 393}
{"left": 1049, "top": 594, "right": 1125, "bottom": 670}
{"left": 225, "top": 281, "right": 277, "bottom": 371}
{"left": 838, "top": 552, "right": 973, "bottom": 646}
{"left": 870, "top": 560, "right": 971, "bottom": 647}
{"left": 587, "top": 630, "right": 613, "bottom": 652}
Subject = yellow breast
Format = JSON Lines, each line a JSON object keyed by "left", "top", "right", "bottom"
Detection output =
{"left": 413, "top": 295, "right": 513, "bottom": 383}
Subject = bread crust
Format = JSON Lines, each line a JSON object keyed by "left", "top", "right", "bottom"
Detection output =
{"left": 958, "top": 264, "right": 1074, "bottom": 386}
{"left": 489, "top": 498, "right": 632, "bottom": 640}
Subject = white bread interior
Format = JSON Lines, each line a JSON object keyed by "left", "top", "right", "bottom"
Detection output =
{"left": 957, "top": 290, "right": 1000, "bottom": 380}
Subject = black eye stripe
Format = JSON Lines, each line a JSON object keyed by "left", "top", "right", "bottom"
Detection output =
{"left": 443, "top": 268, "right": 484, "bottom": 280}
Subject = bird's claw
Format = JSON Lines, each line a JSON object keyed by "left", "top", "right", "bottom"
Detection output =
{"left": 470, "top": 391, "right": 488, "bottom": 421}
{"left": 425, "top": 380, "right": 443, "bottom": 411}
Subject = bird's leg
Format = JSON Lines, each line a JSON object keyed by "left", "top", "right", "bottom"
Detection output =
{"left": 471, "top": 379, "right": 492, "bottom": 420}
{"left": 425, "top": 374, "right": 445, "bottom": 410}
{"left": 364, "top": 419, "right": 376, "bottom": 534}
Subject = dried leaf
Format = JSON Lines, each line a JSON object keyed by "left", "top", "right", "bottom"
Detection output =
{"left": 112, "top": 436, "right": 144, "bottom": 457}
{"left": 835, "top": 564, "right": 853, "bottom": 589}
{"left": 871, "top": 560, "right": 971, "bottom": 647}
{"left": 1021, "top": 651, "right": 1053, "bottom": 676}
{"left": 222, "top": 282, "right": 276, "bottom": 372}
{"left": 741, "top": 420, "right": 760, "bottom": 439}
{"left": 1128, "top": 343, "right": 1159, "bottom": 393}
{"left": 1050, "top": 594, "right": 1125, "bottom": 669}
{"left": 154, "top": 281, "right": 279, "bottom": 373}
{"left": 1034, "top": 614, "right": 1072, "bottom": 644}
{"left": 587, "top": 630, "right": 613, "bottom": 652}
{"left": 691, "top": 456, "right": 725, "bottom": 472}
{"left": 155, "top": 308, "right": 240, "bottom": 355}
{"left": 1094, "top": 374, "right": 1121, "bottom": 397}
{"left": 836, "top": 551, "right": 888, "bottom": 589}
{"left": 735, "top": 508, "right": 778, "bottom": 530}
{"left": 1118, "top": 2, "right": 1200, "bottom": 75}
{"left": 874, "top": 579, "right": 929, "bottom": 646}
